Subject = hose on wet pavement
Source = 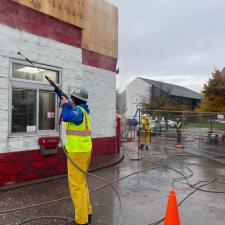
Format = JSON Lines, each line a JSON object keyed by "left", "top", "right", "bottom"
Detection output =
{"left": 1, "top": 148, "right": 225, "bottom": 225}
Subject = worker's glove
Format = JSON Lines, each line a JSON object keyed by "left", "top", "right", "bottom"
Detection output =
{"left": 60, "top": 96, "right": 69, "bottom": 107}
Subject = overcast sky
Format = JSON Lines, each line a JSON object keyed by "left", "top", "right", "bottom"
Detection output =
{"left": 107, "top": 0, "right": 225, "bottom": 93}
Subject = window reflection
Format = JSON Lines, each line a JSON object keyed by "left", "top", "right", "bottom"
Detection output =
{"left": 39, "top": 91, "right": 56, "bottom": 130}
{"left": 12, "top": 89, "right": 36, "bottom": 133}
{"left": 12, "top": 63, "right": 59, "bottom": 84}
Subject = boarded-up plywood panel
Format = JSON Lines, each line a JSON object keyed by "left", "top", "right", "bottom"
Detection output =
{"left": 82, "top": 0, "right": 118, "bottom": 59}
{"left": 13, "top": 0, "right": 118, "bottom": 59}
{"left": 12, "top": 0, "right": 85, "bottom": 28}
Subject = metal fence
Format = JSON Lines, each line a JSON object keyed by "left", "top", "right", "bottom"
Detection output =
{"left": 120, "top": 110, "right": 225, "bottom": 153}
{"left": 120, "top": 116, "right": 137, "bottom": 142}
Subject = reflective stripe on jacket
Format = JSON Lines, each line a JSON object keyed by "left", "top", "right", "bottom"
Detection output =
{"left": 176, "top": 122, "right": 182, "bottom": 132}
{"left": 65, "top": 106, "right": 92, "bottom": 153}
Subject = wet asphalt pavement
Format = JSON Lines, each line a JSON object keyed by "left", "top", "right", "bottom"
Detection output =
{"left": 0, "top": 140, "right": 225, "bottom": 225}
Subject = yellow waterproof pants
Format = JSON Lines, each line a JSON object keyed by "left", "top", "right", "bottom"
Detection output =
{"left": 67, "top": 152, "right": 92, "bottom": 225}
{"left": 140, "top": 131, "right": 151, "bottom": 145}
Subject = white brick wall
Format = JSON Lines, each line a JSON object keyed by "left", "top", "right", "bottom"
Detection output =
{"left": 0, "top": 24, "right": 116, "bottom": 153}
{"left": 82, "top": 65, "right": 116, "bottom": 138}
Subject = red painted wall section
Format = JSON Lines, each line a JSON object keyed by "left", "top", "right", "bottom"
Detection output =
{"left": 0, "top": 149, "right": 67, "bottom": 186}
{"left": 0, "top": 0, "right": 82, "bottom": 48}
{"left": 0, "top": 137, "right": 116, "bottom": 186}
{"left": 116, "top": 117, "right": 121, "bottom": 153}
{"left": 92, "top": 137, "right": 116, "bottom": 156}
{"left": 82, "top": 49, "right": 118, "bottom": 72}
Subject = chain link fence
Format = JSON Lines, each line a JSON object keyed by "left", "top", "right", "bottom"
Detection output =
{"left": 120, "top": 116, "right": 137, "bottom": 142}
{"left": 120, "top": 110, "right": 225, "bottom": 153}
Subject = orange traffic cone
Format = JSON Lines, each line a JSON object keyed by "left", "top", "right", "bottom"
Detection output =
{"left": 164, "top": 190, "right": 181, "bottom": 225}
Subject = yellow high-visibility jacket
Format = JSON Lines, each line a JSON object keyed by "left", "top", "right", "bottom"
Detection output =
{"left": 65, "top": 106, "right": 92, "bottom": 153}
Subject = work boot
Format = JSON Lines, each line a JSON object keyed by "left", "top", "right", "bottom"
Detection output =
{"left": 75, "top": 216, "right": 91, "bottom": 225}
{"left": 88, "top": 214, "right": 92, "bottom": 224}
{"left": 70, "top": 213, "right": 91, "bottom": 225}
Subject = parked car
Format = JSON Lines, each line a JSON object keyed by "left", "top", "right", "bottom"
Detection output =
{"left": 214, "top": 119, "right": 225, "bottom": 124}
{"left": 160, "top": 120, "right": 167, "bottom": 130}
{"left": 167, "top": 120, "right": 176, "bottom": 128}
{"left": 151, "top": 120, "right": 161, "bottom": 136}
{"left": 159, "top": 120, "right": 176, "bottom": 129}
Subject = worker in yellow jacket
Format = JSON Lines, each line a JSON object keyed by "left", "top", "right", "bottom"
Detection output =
{"left": 60, "top": 87, "right": 92, "bottom": 225}
{"left": 140, "top": 114, "right": 152, "bottom": 150}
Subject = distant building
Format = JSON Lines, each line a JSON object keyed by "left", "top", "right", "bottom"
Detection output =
{"left": 221, "top": 68, "right": 225, "bottom": 77}
{"left": 116, "top": 90, "right": 126, "bottom": 115}
{"left": 125, "top": 77, "right": 202, "bottom": 117}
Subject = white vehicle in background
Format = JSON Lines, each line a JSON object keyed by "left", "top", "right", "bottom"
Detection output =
{"left": 214, "top": 119, "right": 225, "bottom": 124}
{"left": 151, "top": 119, "right": 161, "bottom": 135}
{"left": 167, "top": 120, "right": 176, "bottom": 128}
{"left": 159, "top": 120, "right": 167, "bottom": 130}
{"left": 159, "top": 120, "right": 176, "bottom": 129}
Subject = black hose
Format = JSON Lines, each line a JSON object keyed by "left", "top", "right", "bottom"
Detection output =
{"left": 1, "top": 147, "right": 225, "bottom": 225}
{"left": 147, "top": 179, "right": 217, "bottom": 225}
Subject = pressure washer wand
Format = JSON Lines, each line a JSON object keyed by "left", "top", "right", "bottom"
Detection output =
{"left": 17, "top": 51, "right": 34, "bottom": 66}
{"left": 17, "top": 51, "right": 69, "bottom": 100}
{"left": 45, "top": 75, "right": 58, "bottom": 89}
{"left": 45, "top": 76, "right": 69, "bottom": 100}
{"left": 17, "top": 51, "right": 69, "bottom": 126}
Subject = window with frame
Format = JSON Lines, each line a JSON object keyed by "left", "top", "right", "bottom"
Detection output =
{"left": 11, "top": 62, "right": 60, "bottom": 133}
